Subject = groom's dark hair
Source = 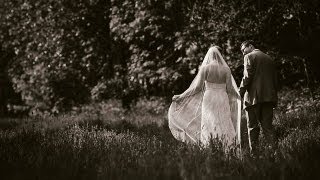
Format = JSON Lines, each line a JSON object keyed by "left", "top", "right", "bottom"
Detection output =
{"left": 241, "top": 40, "right": 254, "bottom": 48}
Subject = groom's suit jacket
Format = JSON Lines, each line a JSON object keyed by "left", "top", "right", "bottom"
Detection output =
{"left": 239, "top": 49, "right": 278, "bottom": 109}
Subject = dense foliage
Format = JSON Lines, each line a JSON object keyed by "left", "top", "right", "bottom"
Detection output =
{"left": 0, "top": 0, "right": 319, "bottom": 113}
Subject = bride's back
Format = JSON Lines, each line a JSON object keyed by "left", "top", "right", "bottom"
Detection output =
{"left": 204, "top": 64, "right": 230, "bottom": 84}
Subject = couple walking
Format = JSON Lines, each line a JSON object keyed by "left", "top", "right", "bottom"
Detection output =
{"left": 168, "top": 40, "right": 278, "bottom": 154}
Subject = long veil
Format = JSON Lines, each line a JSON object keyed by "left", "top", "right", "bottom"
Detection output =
{"left": 168, "top": 47, "right": 241, "bottom": 145}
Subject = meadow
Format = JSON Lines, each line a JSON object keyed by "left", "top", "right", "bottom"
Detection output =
{"left": 1, "top": 95, "right": 320, "bottom": 180}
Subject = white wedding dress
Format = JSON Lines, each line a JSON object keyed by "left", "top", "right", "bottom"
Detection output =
{"left": 201, "top": 81, "right": 236, "bottom": 145}
{"left": 168, "top": 47, "right": 241, "bottom": 147}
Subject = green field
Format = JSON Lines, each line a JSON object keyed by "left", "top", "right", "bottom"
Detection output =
{"left": 1, "top": 99, "right": 320, "bottom": 179}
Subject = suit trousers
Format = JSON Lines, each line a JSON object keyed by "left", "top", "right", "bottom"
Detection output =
{"left": 245, "top": 102, "right": 275, "bottom": 154}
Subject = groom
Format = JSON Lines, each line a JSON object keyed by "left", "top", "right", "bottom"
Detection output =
{"left": 239, "top": 40, "right": 278, "bottom": 155}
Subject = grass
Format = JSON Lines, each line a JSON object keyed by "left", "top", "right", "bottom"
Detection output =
{"left": 0, "top": 98, "right": 320, "bottom": 179}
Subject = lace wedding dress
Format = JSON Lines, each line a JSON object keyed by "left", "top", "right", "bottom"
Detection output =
{"left": 168, "top": 47, "right": 241, "bottom": 147}
{"left": 201, "top": 81, "right": 236, "bottom": 146}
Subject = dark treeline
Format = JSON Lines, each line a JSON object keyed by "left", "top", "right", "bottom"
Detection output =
{"left": 0, "top": 0, "right": 319, "bottom": 115}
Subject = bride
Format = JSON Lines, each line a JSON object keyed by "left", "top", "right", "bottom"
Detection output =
{"left": 168, "top": 46, "right": 241, "bottom": 147}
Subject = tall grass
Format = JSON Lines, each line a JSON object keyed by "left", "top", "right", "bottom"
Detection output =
{"left": 0, "top": 99, "right": 320, "bottom": 179}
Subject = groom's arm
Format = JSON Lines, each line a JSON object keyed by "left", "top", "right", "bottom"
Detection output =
{"left": 239, "top": 54, "right": 255, "bottom": 98}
